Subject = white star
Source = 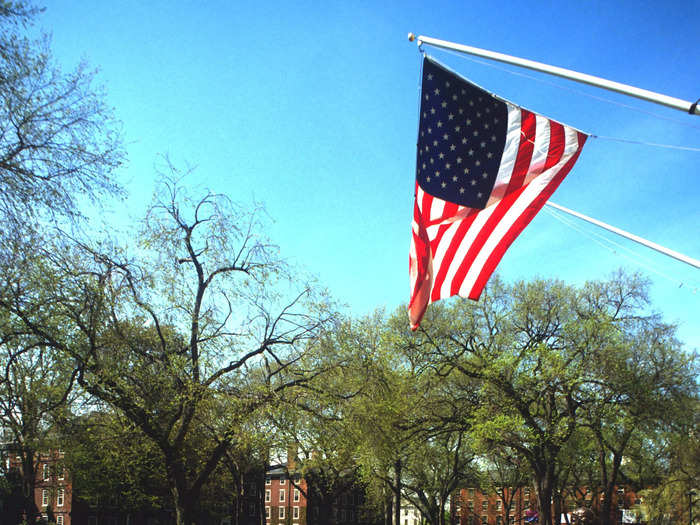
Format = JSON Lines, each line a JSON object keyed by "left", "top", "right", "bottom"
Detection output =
{"left": 477, "top": 192, "right": 483, "bottom": 198}
{"left": 430, "top": 108, "right": 436, "bottom": 114}
{"left": 435, "top": 170, "right": 441, "bottom": 177}
{"left": 480, "top": 142, "right": 486, "bottom": 148}
{"left": 430, "top": 158, "right": 434, "bottom": 164}
{"left": 475, "top": 160, "right": 481, "bottom": 166}
{"left": 459, "top": 187, "right": 465, "bottom": 194}
{"left": 477, "top": 112, "right": 481, "bottom": 118}
{"left": 461, "top": 89, "right": 466, "bottom": 95}
{"left": 443, "top": 133, "right": 449, "bottom": 140}
{"left": 427, "top": 127, "right": 432, "bottom": 134}
{"left": 456, "top": 157, "right": 462, "bottom": 164}
{"left": 422, "top": 163, "right": 426, "bottom": 169}
{"left": 441, "top": 101, "right": 447, "bottom": 108}
{"left": 425, "top": 95, "right": 429, "bottom": 100}
{"left": 441, "top": 182, "right": 447, "bottom": 188}
{"left": 452, "top": 176, "right": 458, "bottom": 182}
{"left": 468, "top": 149, "right": 474, "bottom": 156}
{"left": 427, "top": 73, "right": 433, "bottom": 80}
{"left": 470, "top": 179, "right": 477, "bottom": 186}
{"left": 469, "top": 100, "right": 474, "bottom": 106}
{"left": 462, "top": 137, "right": 467, "bottom": 144}
{"left": 426, "top": 176, "right": 431, "bottom": 182}
{"left": 448, "top": 113, "right": 454, "bottom": 120}
{"left": 491, "top": 135, "right": 497, "bottom": 142}
{"left": 433, "top": 140, "right": 438, "bottom": 146}
{"left": 445, "top": 81, "right": 450, "bottom": 87}
{"left": 464, "top": 168, "right": 470, "bottom": 174}
{"left": 437, "top": 121, "right": 443, "bottom": 128}
{"left": 466, "top": 119, "right": 472, "bottom": 125}
{"left": 482, "top": 172, "right": 488, "bottom": 179}
{"left": 445, "top": 163, "right": 451, "bottom": 169}
{"left": 450, "top": 144, "right": 456, "bottom": 151}
{"left": 439, "top": 153, "right": 445, "bottom": 159}
{"left": 473, "top": 130, "right": 479, "bottom": 136}
{"left": 487, "top": 152, "right": 493, "bottom": 159}
{"left": 455, "top": 125, "right": 461, "bottom": 132}
{"left": 459, "top": 108, "right": 464, "bottom": 114}
{"left": 452, "top": 94, "right": 457, "bottom": 101}
{"left": 484, "top": 123, "right": 489, "bottom": 129}
{"left": 434, "top": 88, "right": 440, "bottom": 95}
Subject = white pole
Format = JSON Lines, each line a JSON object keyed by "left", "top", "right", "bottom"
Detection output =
{"left": 408, "top": 33, "right": 700, "bottom": 116}
{"left": 545, "top": 201, "right": 700, "bottom": 269}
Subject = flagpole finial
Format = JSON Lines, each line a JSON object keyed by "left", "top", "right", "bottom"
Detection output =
{"left": 408, "top": 32, "right": 416, "bottom": 42}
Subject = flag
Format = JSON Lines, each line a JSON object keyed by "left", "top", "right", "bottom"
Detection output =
{"left": 409, "top": 56, "right": 588, "bottom": 330}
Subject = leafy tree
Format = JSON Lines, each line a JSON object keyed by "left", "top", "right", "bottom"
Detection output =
{"left": 1, "top": 176, "right": 335, "bottom": 525}
{"left": 0, "top": 0, "right": 123, "bottom": 237}
{"left": 402, "top": 273, "right": 697, "bottom": 525}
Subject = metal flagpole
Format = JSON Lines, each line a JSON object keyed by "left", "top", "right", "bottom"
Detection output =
{"left": 545, "top": 201, "right": 700, "bottom": 269}
{"left": 408, "top": 33, "right": 700, "bottom": 116}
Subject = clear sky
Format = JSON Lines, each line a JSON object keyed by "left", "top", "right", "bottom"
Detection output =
{"left": 36, "top": 1, "right": 699, "bottom": 349}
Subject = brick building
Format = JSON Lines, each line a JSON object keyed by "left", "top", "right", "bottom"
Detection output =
{"left": 451, "top": 486, "right": 645, "bottom": 525}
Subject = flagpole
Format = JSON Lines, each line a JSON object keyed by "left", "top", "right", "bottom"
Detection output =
{"left": 408, "top": 33, "right": 700, "bottom": 116}
{"left": 545, "top": 201, "right": 700, "bottom": 269}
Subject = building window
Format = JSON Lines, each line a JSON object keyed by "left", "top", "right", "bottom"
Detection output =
{"left": 496, "top": 501, "right": 502, "bottom": 511}
{"left": 266, "top": 477, "right": 271, "bottom": 485}
{"left": 265, "top": 489, "right": 271, "bottom": 502}
{"left": 496, "top": 517, "right": 502, "bottom": 525}
{"left": 43, "top": 464, "right": 50, "bottom": 481}
{"left": 294, "top": 506, "right": 300, "bottom": 520}
{"left": 57, "top": 464, "right": 65, "bottom": 480}
{"left": 280, "top": 478, "right": 286, "bottom": 485}
{"left": 294, "top": 489, "right": 300, "bottom": 502}
{"left": 42, "top": 489, "right": 49, "bottom": 507}
{"left": 469, "top": 488, "right": 475, "bottom": 498}
{"left": 482, "top": 501, "right": 488, "bottom": 511}
{"left": 57, "top": 488, "right": 65, "bottom": 507}
{"left": 280, "top": 489, "right": 285, "bottom": 502}
{"left": 279, "top": 507, "right": 285, "bottom": 519}
{"left": 265, "top": 507, "right": 270, "bottom": 519}
{"left": 57, "top": 516, "right": 64, "bottom": 525}
{"left": 249, "top": 502, "right": 256, "bottom": 516}
{"left": 482, "top": 516, "right": 488, "bottom": 525}
{"left": 468, "top": 502, "right": 474, "bottom": 510}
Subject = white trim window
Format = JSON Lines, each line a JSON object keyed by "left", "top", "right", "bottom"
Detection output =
{"left": 279, "top": 507, "right": 285, "bottom": 519}
{"left": 293, "top": 506, "right": 300, "bottom": 520}
{"left": 43, "top": 464, "right": 50, "bottom": 481}
{"left": 265, "top": 477, "right": 271, "bottom": 485}
{"left": 57, "top": 488, "right": 65, "bottom": 507}
{"left": 265, "top": 507, "right": 271, "bottom": 519}
{"left": 42, "top": 489, "right": 49, "bottom": 507}
{"left": 57, "top": 464, "right": 65, "bottom": 480}
{"left": 280, "top": 478, "right": 286, "bottom": 485}
{"left": 57, "top": 516, "right": 64, "bottom": 525}
{"left": 280, "top": 488, "right": 285, "bottom": 502}
{"left": 265, "top": 489, "right": 271, "bottom": 502}
{"left": 294, "top": 488, "right": 300, "bottom": 502}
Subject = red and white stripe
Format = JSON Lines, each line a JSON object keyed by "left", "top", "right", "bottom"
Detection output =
{"left": 409, "top": 103, "right": 587, "bottom": 330}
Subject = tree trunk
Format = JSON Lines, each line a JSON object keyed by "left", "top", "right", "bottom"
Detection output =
{"left": 394, "top": 460, "right": 403, "bottom": 525}
{"left": 534, "top": 464, "right": 555, "bottom": 525}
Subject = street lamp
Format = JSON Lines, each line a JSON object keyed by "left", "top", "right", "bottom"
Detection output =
{"left": 687, "top": 490, "right": 697, "bottom": 525}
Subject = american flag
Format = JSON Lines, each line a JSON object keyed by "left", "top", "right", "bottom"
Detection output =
{"left": 409, "top": 57, "right": 588, "bottom": 330}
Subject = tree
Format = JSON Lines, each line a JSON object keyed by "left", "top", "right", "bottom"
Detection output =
{"left": 0, "top": 0, "right": 123, "bottom": 237}
{"left": 401, "top": 273, "right": 697, "bottom": 525}
{"left": 0, "top": 317, "right": 77, "bottom": 524}
{"left": 1, "top": 176, "right": 335, "bottom": 525}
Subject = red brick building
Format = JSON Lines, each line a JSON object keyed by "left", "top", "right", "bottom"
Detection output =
{"left": 451, "top": 486, "right": 645, "bottom": 525}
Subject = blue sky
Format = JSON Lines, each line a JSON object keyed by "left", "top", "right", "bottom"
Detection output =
{"left": 37, "top": 1, "right": 699, "bottom": 348}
